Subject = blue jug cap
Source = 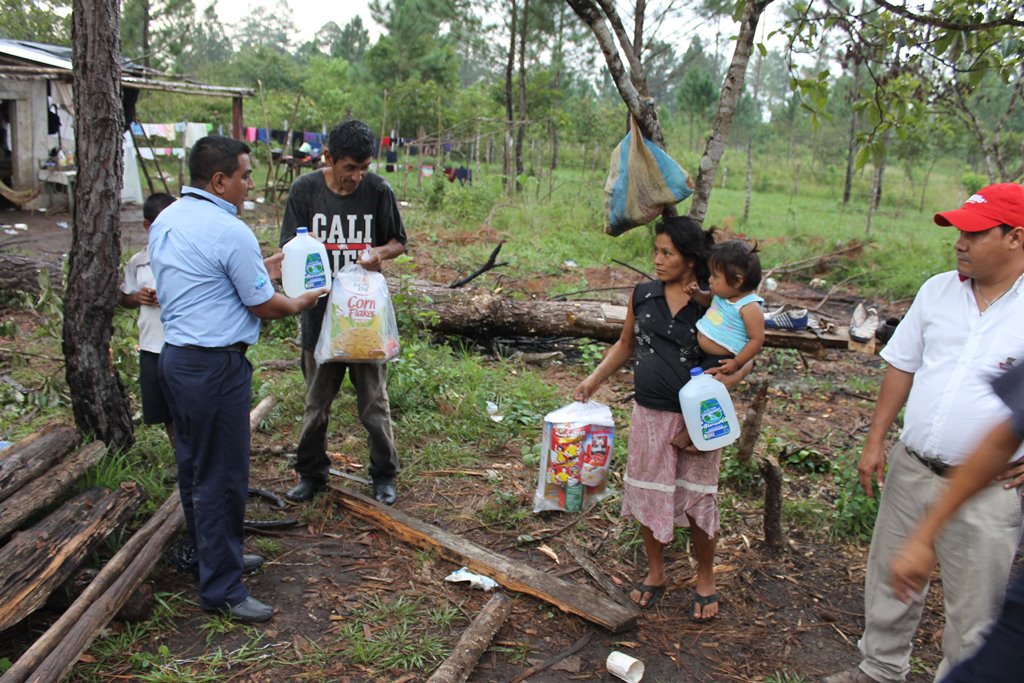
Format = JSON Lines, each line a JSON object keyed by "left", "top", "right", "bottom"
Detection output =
{"left": 690, "top": 367, "right": 704, "bottom": 377}
{"left": 296, "top": 227, "right": 308, "bottom": 234}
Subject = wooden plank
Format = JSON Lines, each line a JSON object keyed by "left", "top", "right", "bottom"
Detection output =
{"left": 329, "top": 483, "right": 638, "bottom": 632}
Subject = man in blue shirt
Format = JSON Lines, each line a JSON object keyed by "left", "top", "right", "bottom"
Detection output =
{"left": 150, "top": 136, "right": 325, "bottom": 623}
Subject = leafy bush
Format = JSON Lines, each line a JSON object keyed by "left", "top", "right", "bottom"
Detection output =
{"left": 961, "top": 169, "right": 987, "bottom": 196}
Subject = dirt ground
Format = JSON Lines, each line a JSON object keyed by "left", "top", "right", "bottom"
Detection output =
{"left": 0, "top": 204, "right": 950, "bottom": 682}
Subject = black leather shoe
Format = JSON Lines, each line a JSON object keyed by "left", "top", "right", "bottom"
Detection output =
{"left": 286, "top": 478, "right": 326, "bottom": 502}
{"left": 218, "top": 596, "right": 274, "bottom": 623}
{"left": 373, "top": 479, "right": 397, "bottom": 506}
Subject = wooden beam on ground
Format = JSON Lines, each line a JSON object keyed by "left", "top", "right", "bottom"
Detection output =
{"left": 0, "top": 484, "right": 144, "bottom": 631}
{"left": 328, "top": 483, "right": 638, "bottom": 632}
{"left": 563, "top": 542, "right": 634, "bottom": 609}
{"left": 0, "top": 422, "right": 80, "bottom": 503}
{"left": 426, "top": 593, "right": 512, "bottom": 683}
{"left": 0, "top": 442, "right": 106, "bottom": 539}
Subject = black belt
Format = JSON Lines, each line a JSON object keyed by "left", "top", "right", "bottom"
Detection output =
{"left": 906, "top": 445, "right": 952, "bottom": 477}
{"left": 182, "top": 342, "right": 248, "bottom": 355}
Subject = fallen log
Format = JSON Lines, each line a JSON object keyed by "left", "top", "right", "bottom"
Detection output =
{"left": 0, "top": 483, "right": 144, "bottom": 631}
{"left": 329, "top": 483, "right": 637, "bottom": 632}
{"left": 0, "top": 255, "right": 62, "bottom": 297}
{"left": 393, "top": 278, "right": 850, "bottom": 352}
{"left": 21, "top": 493, "right": 184, "bottom": 683}
{"left": 0, "top": 423, "right": 81, "bottom": 503}
{"left": 0, "top": 442, "right": 107, "bottom": 540}
{"left": 426, "top": 592, "right": 512, "bottom": 683}
{"left": 249, "top": 395, "right": 276, "bottom": 433}
{"left": 0, "top": 493, "right": 183, "bottom": 683}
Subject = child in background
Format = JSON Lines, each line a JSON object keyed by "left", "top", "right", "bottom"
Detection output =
{"left": 118, "top": 193, "right": 176, "bottom": 443}
{"left": 689, "top": 240, "right": 765, "bottom": 376}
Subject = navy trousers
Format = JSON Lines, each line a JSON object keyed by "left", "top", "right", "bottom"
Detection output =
{"left": 941, "top": 568, "right": 1024, "bottom": 682}
{"left": 159, "top": 344, "right": 252, "bottom": 610}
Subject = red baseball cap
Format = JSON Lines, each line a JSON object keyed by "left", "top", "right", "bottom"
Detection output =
{"left": 933, "top": 183, "right": 1024, "bottom": 232}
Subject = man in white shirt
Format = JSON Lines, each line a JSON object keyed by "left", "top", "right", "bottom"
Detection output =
{"left": 825, "top": 183, "right": 1024, "bottom": 683}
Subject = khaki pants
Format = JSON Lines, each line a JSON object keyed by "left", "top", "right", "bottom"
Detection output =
{"left": 857, "top": 441, "right": 1023, "bottom": 682}
{"left": 292, "top": 349, "right": 399, "bottom": 485}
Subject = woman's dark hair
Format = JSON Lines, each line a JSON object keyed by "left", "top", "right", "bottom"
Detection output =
{"left": 327, "top": 120, "right": 375, "bottom": 162}
{"left": 709, "top": 240, "right": 762, "bottom": 291}
{"left": 188, "top": 135, "right": 250, "bottom": 185}
{"left": 654, "top": 216, "right": 716, "bottom": 283}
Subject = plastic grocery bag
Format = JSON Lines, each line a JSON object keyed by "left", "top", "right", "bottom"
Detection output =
{"left": 604, "top": 117, "right": 693, "bottom": 236}
{"left": 314, "top": 262, "right": 400, "bottom": 364}
{"left": 533, "top": 401, "right": 616, "bottom": 513}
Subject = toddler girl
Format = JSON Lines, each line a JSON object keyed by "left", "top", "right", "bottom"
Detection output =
{"left": 689, "top": 240, "right": 765, "bottom": 376}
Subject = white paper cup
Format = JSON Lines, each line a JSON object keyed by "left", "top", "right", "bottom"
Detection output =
{"left": 606, "top": 650, "right": 644, "bottom": 682}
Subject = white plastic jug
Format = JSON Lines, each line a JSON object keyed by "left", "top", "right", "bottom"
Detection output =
{"left": 281, "top": 227, "right": 330, "bottom": 298}
{"left": 678, "top": 368, "right": 740, "bottom": 451}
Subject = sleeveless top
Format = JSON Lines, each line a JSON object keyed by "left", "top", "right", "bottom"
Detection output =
{"left": 631, "top": 280, "right": 708, "bottom": 413}
{"left": 695, "top": 292, "right": 764, "bottom": 355}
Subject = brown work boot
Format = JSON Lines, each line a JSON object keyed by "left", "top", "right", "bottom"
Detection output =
{"left": 823, "top": 669, "right": 882, "bottom": 683}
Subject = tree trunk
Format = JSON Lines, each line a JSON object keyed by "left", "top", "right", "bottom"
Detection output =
{"left": 0, "top": 255, "right": 63, "bottom": 298}
{"left": 503, "top": 0, "right": 518, "bottom": 196}
{"left": 565, "top": 0, "right": 664, "bottom": 148}
{"left": 743, "top": 50, "right": 764, "bottom": 223}
{"left": 758, "top": 454, "right": 784, "bottom": 552}
{"left": 735, "top": 380, "right": 769, "bottom": 463}
{"left": 689, "top": 0, "right": 773, "bottom": 223}
{"left": 0, "top": 422, "right": 81, "bottom": 503}
{"left": 843, "top": 65, "right": 858, "bottom": 206}
{"left": 0, "top": 484, "right": 144, "bottom": 632}
{"left": 872, "top": 129, "right": 891, "bottom": 209}
{"left": 64, "top": 0, "right": 133, "bottom": 451}
{"left": 0, "top": 442, "right": 107, "bottom": 540}
{"left": 514, "top": 0, "right": 529, "bottom": 186}
{"left": 426, "top": 593, "right": 513, "bottom": 683}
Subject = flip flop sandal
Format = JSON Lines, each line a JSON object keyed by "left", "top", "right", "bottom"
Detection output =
{"left": 630, "top": 582, "right": 666, "bottom": 609}
{"left": 690, "top": 592, "right": 719, "bottom": 623}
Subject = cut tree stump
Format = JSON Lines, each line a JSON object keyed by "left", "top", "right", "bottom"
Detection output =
{"left": 759, "top": 454, "right": 785, "bottom": 552}
{"left": 0, "top": 483, "right": 144, "bottom": 631}
{"left": 0, "top": 422, "right": 81, "bottom": 503}
{"left": 329, "top": 483, "right": 638, "bottom": 632}
{"left": 1, "top": 492, "right": 184, "bottom": 683}
{"left": 426, "top": 592, "right": 512, "bottom": 683}
{"left": 0, "top": 442, "right": 107, "bottom": 540}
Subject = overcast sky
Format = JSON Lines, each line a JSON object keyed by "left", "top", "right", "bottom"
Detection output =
{"left": 209, "top": 0, "right": 380, "bottom": 45}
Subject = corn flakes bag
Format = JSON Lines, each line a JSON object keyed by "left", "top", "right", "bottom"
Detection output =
{"left": 315, "top": 262, "right": 400, "bottom": 364}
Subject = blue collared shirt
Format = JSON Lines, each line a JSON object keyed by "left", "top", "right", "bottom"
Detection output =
{"left": 149, "top": 186, "right": 274, "bottom": 347}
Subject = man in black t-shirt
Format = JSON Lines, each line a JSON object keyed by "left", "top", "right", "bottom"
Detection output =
{"left": 279, "top": 120, "right": 408, "bottom": 505}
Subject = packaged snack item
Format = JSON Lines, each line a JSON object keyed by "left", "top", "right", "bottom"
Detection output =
{"left": 533, "top": 401, "right": 616, "bottom": 513}
{"left": 314, "top": 261, "right": 400, "bottom": 364}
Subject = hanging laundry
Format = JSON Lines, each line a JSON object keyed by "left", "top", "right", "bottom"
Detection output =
{"left": 246, "top": 127, "right": 257, "bottom": 143}
{"left": 184, "top": 122, "right": 210, "bottom": 149}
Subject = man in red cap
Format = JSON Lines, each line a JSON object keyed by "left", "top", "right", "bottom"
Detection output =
{"left": 825, "top": 183, "right": 1024, "bottom": 683}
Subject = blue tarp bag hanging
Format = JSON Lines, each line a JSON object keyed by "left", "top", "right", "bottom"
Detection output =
{"left": 604, "top": 117, "right": 693, "bottom": 236}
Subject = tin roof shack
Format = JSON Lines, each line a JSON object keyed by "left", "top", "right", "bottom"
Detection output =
{"left": 0, "top": 39, "right": 253, "bottom": 210}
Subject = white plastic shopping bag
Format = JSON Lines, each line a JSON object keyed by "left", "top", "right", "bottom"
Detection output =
{"left": 533, "top": 401, "right": 616, "bottom": 513}
{"left": 314, "top": 262, "right": 400, "bottom": 364}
